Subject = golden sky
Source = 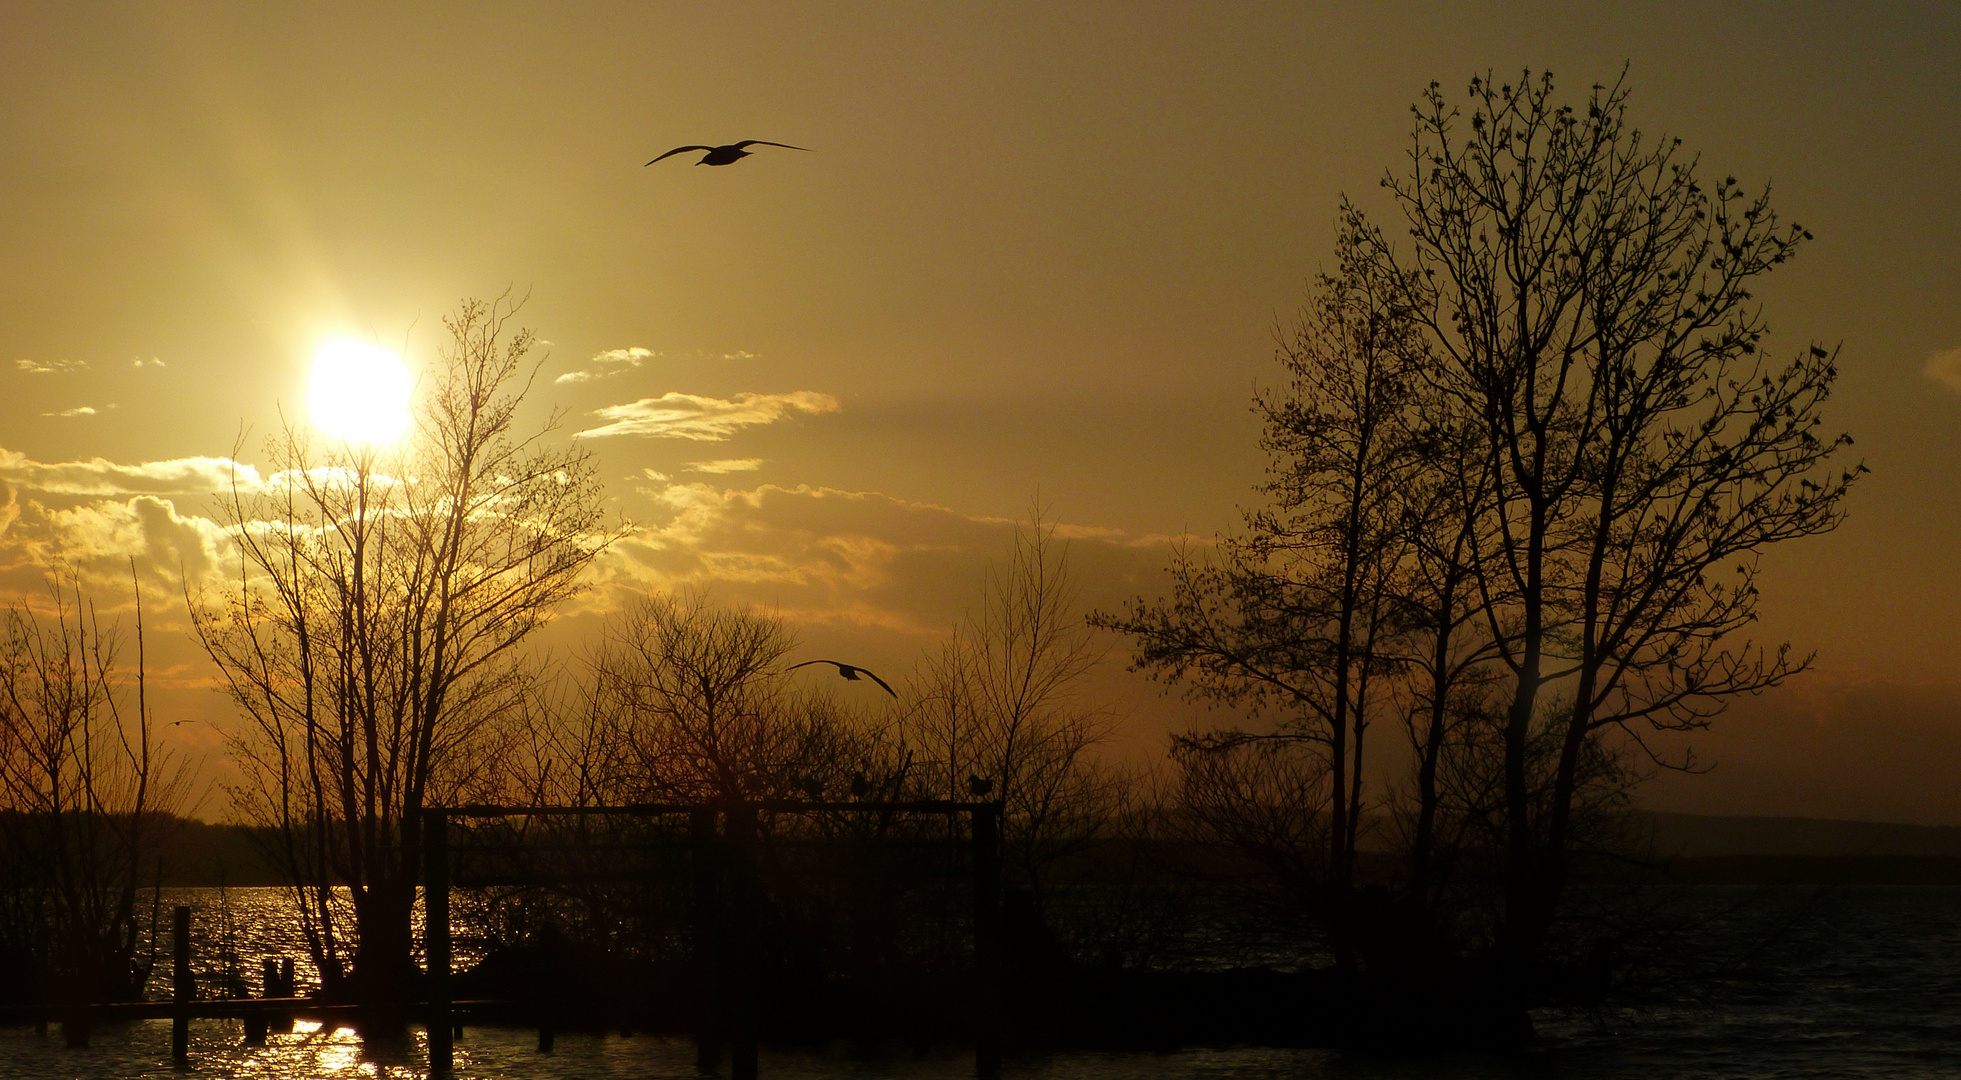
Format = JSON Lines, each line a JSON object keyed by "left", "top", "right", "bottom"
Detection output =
{"left": 2, "top": 2, "right": 1958, "bottom": 822}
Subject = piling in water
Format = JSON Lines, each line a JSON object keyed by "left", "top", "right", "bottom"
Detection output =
{"left": 172, "top": 905, "right": 192, "bottom": 1066}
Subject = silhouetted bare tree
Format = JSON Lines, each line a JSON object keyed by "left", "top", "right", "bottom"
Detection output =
{"left": 193, "top": 296, "right": 608, "bottom": 1000}
{"left": 1094, "top": 239, "right": 1425, "bottom": 968}
{"left": 580, "top": 592, "right": 882, "bottom": 803}
{"left": 0, "top": 569, "right": 185, "bottom": 1006}
{"left": 1104, "top": 70, "right": 1860, "bottom": 997}
{"left": 1350, "top": 69, "right": 1862, "bottom": 976}
{"left": 914, "top": 511, "right": 1127, "bottom": 902}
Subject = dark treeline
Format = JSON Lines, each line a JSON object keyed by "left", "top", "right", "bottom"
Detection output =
{"left": 0, "top": 70, "right": 1858, "bottom": 1052}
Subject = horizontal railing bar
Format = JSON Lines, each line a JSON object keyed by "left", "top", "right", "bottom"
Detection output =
{"left": 0, "top": 998, "right": 513, "bottom": 1023}
{"left": 443, "top": 799, "right": 999, "bottom": 818}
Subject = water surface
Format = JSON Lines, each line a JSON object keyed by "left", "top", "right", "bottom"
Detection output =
{"left": 3, "top": 885, "right": 1955, "bottom": 1078}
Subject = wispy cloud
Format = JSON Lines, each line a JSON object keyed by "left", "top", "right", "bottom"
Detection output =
{"left": 1926, "top": 347, "right": 1961, "bottom": 393}
{"left": 131, "top": 356, "right": 166, "bottom": 369}
{"left": 556, "top": 346, "right": 762, "bottom": 384}
{"left": 0, "top": 448, "right": 262, "bottom": 496}
{"left": 16, "top": 358, "right": 87, "bottom": 374}
{"left": 685, "top": 458, "right": 765, "bottom": 474}
{"left": 575, "top": 391, "right": 841, "bottom": 441}
{"left": 584, "top": 483, "right": 1180, "bottom": 636}
{"left": 555, "top": 346, "right": 658, "bottom": 384}
{"left": 42, "top": 406, "right": 98, "bottom": 418}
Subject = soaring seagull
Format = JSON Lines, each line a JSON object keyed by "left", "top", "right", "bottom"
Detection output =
{"left": 786, "top": 659, "right": 897, "bottom": 697}
{"left": 646, "top": 140, "right": 810, "bottom": 167}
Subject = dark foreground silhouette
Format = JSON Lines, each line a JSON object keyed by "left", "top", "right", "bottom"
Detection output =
{"left": 454, "top": 928, "right": 1532, "bottom": 1056}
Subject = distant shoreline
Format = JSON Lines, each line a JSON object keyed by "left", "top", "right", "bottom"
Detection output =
{"left": 140, "top": 812, "right": 1961, "bottom": 888}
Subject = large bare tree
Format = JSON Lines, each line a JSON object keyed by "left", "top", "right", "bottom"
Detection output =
{"left": 1094, "top": 242, "right": 1425, "bottom": 967}
{"left": 1103, "top": 70, "right": 1860, "bottom": 995}
{"left": 1355, "top": 70, "right": 1862, "bottom": 974}
{"left": 193, "top": 296, "right": 608, "bottom": 1000}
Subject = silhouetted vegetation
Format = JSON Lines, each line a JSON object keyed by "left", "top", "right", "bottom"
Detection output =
{"left": 0, "top": 71, "right": 1866, "bottom": 1062}
{"left": 1095, "top": 68, "right": 1860, "bottom": 1015}
{"left": 190, "top": 294, "right": 611, "bottom": 1003}
{"left": 0, "top": 571, "right": 187, "bottom": 1008}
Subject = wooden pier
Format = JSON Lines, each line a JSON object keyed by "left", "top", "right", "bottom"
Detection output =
{"left": 2, "top": 798, "right": 1006, "bottom": 1079}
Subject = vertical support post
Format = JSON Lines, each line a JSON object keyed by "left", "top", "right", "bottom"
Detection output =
{"left": 244, "top": 959, "right": 272, "bottom": 1045}
{"left": 971, "top": 803, "right": 1002, "bottom": 1080}
{"left": 172, "top": 904, "right": 192, "bottom": 1067}
{"left": 423, "top": 808, "right": 454, "bottom": 1074}
{"left": 727, "top": 802, "right": 760, "bottom": 1080}
{"left": 275, "top": 956, "right": 295, "bottom": 1034}
{"left": 690, "top": 807, "right": 724, "bottom": 1071}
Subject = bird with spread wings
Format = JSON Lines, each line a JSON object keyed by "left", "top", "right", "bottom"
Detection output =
{"left": 646, "top": 140, "right": 810, "bottom": 167}
{"left": 786, "top": 659, "right": 897, "bottom": 697}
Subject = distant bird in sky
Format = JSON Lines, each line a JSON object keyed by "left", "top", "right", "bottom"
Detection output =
{"left": 787, "top": 659, "right": 897, "bottom": 697}
{"left": 645, "top": 140, "right": 810, "bottom": 167}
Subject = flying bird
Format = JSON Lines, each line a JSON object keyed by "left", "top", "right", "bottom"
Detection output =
{"left": 786, "top": 659, "right": 897, "bottom": 697}
{"left": 645, "top": 140, "right": 811, "bottom": 167}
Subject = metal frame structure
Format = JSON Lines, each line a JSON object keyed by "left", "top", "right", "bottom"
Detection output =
{"left": 422, "top": 799, "right": 1005, "bottom": 1079}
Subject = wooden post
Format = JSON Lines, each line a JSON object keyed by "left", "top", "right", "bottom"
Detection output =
{"left": 690, "top": 806, "right": 724, "bottom": 1071}
{"left": 727, "top": 802, "right": 760, "bottom": 1080}
{"left": 274, "top": 956, "right": 295, "bottom": 1034}
{"left": 971, "top": 804, "right": 1002, "bottom": 1080}
{"left": 423, "top": 808, "right": 454, "bottom": 1074}
{"left": 244, "top": 959, "right": 272, "bottom": 1045}
{"left": 60, "top": 1007, "right": 88, "bottom": 1048}
{"left": 172, "top": 904, "right": 192, "bottom": 1066}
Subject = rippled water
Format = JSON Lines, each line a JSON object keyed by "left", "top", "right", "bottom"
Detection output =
{"left": 2, "top": 886, "right": 1956, "bottom": 1078}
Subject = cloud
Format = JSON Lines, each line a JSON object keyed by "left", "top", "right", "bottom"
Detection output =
{"left": 16, "top": 358, "right": 87, "bottom": 374}
{"left": 42, "top": 496, "right": 230, "bottom": 587}
{"left": 575, "top": 391, "right": 841, "bottom": 441}
{"left": 555, "top": 346, "right": 658, "bottom": 384}
{"left": 596, "top": 347, "right": 656, "bottom": 365}
{"left": 586, "top": 482, "right": 1178, "bottom": 637}
{"left": 684, "top": 458, "right": 765, "bottom": 474}
{"left": 0, "top": 448, "right": 262, "bottom": 496}
{"left": 43, "top": 406, "right": 98, "bottom": 418}
{"left": 0, "top": 491, "right": 236, "bottom": 611}
{"left": 131, "top": 356, "right": 166, "bottom": 369}
{"left": 1926, "top": 347, "right": 1961, "bottom": 392}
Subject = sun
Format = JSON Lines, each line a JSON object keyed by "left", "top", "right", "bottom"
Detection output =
{"left": 309, "top": 338, "right": 413, "bottom": 444}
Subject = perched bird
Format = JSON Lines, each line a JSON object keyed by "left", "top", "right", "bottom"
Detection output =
{"left": 849, "top": 772, "right": 870, "bottom": 798}
{"left": 968, "top": 775, "right": 994, "bottom": 798}
{"left": 799, "top": 777, "right": 825, "bottom": 801}
{"left": 645, "top": 140, "right": 810, "bottom": 167}
{"left": 786, "top": 659, "right": 897, "bottom": 698}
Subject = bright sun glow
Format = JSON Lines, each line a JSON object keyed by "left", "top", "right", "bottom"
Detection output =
{"left": 309, "top": 338, "right": 413, "bottom": 444}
